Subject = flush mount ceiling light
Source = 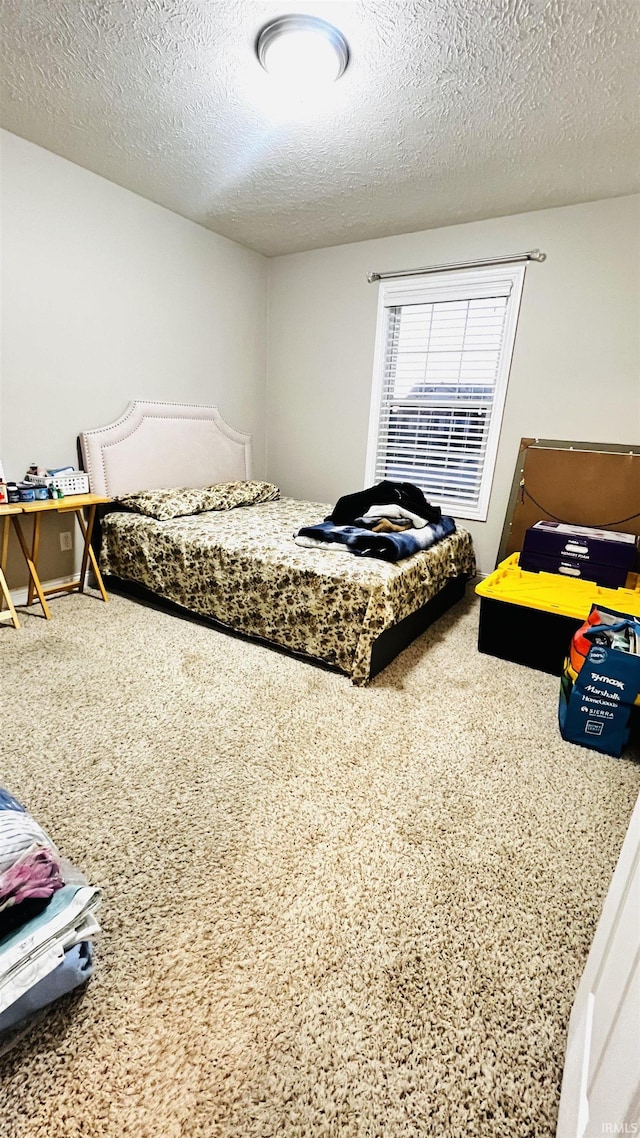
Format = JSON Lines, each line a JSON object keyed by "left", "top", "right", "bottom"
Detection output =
{"left": 256, "top": 15, "right": 350, "bottom": 90}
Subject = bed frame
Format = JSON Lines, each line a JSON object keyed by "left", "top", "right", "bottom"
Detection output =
{"left": 79, "top": 400, "right": 470, "bottom": 680}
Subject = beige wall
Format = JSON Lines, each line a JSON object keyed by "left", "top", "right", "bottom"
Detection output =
{"left": 2, "top": 132, "right": 638, "bottom": 587}
{"left": 266, "top": 196, "right": 640, "bottom": 574}
{"left": 0, "top": 129, "right": 268, "bottom": 587}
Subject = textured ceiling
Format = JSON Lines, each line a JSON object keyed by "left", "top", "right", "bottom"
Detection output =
{"left": 1, "top": 0, "right": 639, "bottom": 257}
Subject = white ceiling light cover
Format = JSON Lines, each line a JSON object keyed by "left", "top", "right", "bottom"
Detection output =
{"left": 256, "top": 15, "right": 350, "bottom": 90}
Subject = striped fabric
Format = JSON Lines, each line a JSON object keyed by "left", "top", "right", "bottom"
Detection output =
{"left": 0, "top": 792, "right": 56, "bottom": 876}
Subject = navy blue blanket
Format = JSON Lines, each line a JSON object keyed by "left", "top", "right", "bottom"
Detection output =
{"left": 296, "top": 516, "right": 456, "bottom": 562}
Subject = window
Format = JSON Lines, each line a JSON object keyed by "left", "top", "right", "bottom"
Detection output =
{"left": 365, "top": 265, "right": 525, "bottom": 521}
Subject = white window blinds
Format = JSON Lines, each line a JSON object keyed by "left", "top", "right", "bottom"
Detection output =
{"left": 366, "top": 265, "right": 525, "bottom": 522}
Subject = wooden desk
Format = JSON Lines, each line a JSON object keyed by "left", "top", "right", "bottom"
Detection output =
{"left": 12, "top": 493, "right": 111, "bottom": 620}
{"left": 0, "top": 504, "right": 22, "bottom": 628}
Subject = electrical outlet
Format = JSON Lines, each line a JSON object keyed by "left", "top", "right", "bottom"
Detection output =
{"left": 60, "top": 531, "right": 73, "bottom": 552}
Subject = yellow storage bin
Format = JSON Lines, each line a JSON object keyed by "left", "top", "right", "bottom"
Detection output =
{"left": 476, "top": 553, "right": 640, "bottom": 619}
{"left": 475, "top": 554, "right": 640, "bottom": 675}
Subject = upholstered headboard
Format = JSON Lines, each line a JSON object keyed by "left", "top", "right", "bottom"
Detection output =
{"left": 79, "top": 400, "right": 252, "bottom": 497}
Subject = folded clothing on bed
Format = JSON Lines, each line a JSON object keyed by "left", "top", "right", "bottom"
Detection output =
{"left": 356, "top": 504, "right": 429, "bottom": 530}
{"left": 360, "top": 515, "right": 413, "bottom": 533}
{"left": 327, "top": 480, "right": 441, "bottom": 526}
{"left": 295, "top": 515, "right": 456, "bottom": 562}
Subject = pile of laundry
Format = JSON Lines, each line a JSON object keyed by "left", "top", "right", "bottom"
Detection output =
{"left": 295, "top": 480, "right": 455, "bottom": 562}
{"left": 0, "top": 787, "right": 101, "bottom": 1047}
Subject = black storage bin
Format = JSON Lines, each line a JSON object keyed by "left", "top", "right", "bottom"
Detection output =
{"left": 478, "top": 597, "right": 582, "bottom": 675}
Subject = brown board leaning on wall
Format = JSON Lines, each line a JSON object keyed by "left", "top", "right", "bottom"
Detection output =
{"left": 497, "top": 439, "right": 640, "bottom": 569}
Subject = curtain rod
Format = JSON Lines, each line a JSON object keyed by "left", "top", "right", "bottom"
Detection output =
{"left": 366, "top": 249, "right": 546, "bottom": 283}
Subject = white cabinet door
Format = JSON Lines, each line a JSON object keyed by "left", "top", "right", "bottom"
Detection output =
{"left": 557, "top": 790, "right": 640, "bottom": 1137}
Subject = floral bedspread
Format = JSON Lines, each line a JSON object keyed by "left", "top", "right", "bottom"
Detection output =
{"left": 100, "top": 498, "right": 475, "bottom": 684}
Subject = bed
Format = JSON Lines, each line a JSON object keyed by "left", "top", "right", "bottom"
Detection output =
{"left": 79, "top": 401, "right": 475, "bottom": 684}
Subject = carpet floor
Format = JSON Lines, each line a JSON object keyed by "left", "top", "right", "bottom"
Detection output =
{"left": 0, "top": 589, "right": 638, "bottom": 1138}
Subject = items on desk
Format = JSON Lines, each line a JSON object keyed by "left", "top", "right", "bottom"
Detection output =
{"left": 24, "top": 468, "right": 88, "bottom": 497}
{"left": 1, "top": 464, "right": 91, "bottom": 504}
{"left": 5, "top": 480, "right": 61, "bottom": 502}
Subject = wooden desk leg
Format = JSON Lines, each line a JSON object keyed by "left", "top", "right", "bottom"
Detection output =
{"left": 0, "top": 567, "right": 20, "bottom": 628}
{"left": 1, "top": 514, "right": 10, "bottom": 574}
{"left": 11, "top": 516, "right": 52, "bottom": 620}
{"left": 76, "top": 510, "right": 109, "bottom": 602}
{"left": 0, "top": 518, "right": 20, "bottom": 627}
{"left": 27, "top": 512, "right": 42, "bottom": 608}
{"left": 78, "top": 505, "right": 95, "bottom": 593}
